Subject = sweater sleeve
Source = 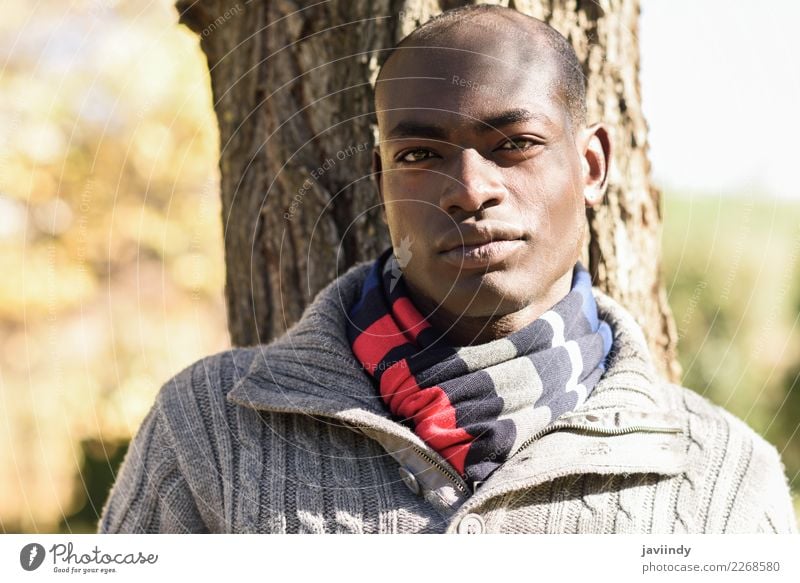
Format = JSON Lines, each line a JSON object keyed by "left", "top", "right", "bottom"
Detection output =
{"left": 721, "top": 410, "right": 799, "bottom": 534}
{"left": 97, "top": 401, "right": 208, "bottom": 534}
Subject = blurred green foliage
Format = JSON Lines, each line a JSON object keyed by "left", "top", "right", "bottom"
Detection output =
{"left": 662, "top": 192, "right": 800, "bottom": 519}
{"left": 57, "top": 439, "right": 129, "bottom": 534}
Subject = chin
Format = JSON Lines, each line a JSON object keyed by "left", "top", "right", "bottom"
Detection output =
{"left": 443, "top": 278, "right": 533, "bottom": 318}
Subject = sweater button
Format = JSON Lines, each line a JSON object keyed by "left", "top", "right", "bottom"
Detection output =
{"left": 457, "top": 514, "right": 485, "bottom": 534}
{"left": 398, "top": 467, "right": 420, "bottom": 496}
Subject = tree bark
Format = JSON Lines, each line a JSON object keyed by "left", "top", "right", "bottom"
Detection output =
{"left": 175, "top": 0, "right": 681, "bottom": 382}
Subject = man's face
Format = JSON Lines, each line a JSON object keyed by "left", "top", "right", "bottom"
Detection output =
{"left": 374, "top": 36, "right": 605, "bottom": 322}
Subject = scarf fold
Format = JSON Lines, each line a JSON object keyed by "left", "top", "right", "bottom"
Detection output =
{"left": 347, "top": 248, "right": 612, "bottom": 489}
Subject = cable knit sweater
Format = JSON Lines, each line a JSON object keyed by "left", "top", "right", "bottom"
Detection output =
{"left": 98, "top": 262, "right": 798, "bottom": 534}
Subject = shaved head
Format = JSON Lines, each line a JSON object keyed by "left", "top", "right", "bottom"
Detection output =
{"left": 376, "top": 4, "right": 587, "bottom": 127}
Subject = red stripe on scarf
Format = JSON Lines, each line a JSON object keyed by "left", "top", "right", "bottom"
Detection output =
{"left": 351, "top": 313, "right": 407, "bottom": 373}
{"left": 381, "top": 362, "right": 472, "bottom": 474}
{"left": 391, "top": 296, "right": 431, "bottom": 343}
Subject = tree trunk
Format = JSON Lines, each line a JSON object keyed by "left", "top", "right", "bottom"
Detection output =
{"left": 175, "top": 0, "right": 681, "bottom": 382}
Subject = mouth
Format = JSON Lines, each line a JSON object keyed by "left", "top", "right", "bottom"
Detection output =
{"left": 437, "top": 222, "right": 527, "bottom": 269}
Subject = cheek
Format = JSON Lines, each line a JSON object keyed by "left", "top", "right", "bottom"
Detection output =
{"left": 384, "top": 201, "right": 420, "bottom": 235}
{"left": 381, "top": 178, "right": 417, "bottom": 230}
{"left": 382, "top": 174, "right": 432, "bottom": 231}
{"left": 522, "top": 173, "right": 583, "bottom": 237}
{"left": 383, "top": 201, "right": 436, "bottom": 259}
{"left": 553, "top": 191, "right": 584, "bottom": 233}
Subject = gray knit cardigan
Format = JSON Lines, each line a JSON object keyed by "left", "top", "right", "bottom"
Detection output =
{"left": 98, "top": 262, "right": 798, "bottom": 534}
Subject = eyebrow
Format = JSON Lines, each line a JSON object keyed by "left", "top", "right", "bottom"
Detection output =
{"left": 385, "top": 108, "right": 552, "bottom": 140}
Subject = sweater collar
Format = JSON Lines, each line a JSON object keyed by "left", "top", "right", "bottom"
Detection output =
{"left": 227, "top": 260, "right": 679, "bottom": 433}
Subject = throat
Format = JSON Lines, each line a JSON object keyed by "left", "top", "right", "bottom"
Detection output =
{"left": 427, "top": 308, "right": 541, "bottom": 346}
{"left": 405, "top": 279, "right": 572, "bottom": 346}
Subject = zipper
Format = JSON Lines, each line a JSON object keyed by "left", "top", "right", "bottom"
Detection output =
{"left": 412, "top": 446, "right": 470, "bottom": 495}
{"left": 419, "top": 421, "right": 682, "bottom": 496}
{"left": 514, "top": 420, "right": 684, "bottom": 458}
{"left": 348, "top": 421, "right": 470, "bottom": 496}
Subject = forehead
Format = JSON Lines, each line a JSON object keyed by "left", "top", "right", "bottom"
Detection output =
{"left": 375, "top": 42, "right": 568, "bottom": 133}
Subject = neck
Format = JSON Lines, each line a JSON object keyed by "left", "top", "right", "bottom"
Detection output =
{"left": 405, "top": 269, "right": 574, "bottom": 346}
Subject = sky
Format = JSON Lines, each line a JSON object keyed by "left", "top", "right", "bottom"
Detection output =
{"left": 640, "top": 0, "right": 800, "bottom": 199}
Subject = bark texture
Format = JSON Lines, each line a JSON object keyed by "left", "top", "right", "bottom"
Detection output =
{"left": 175, "top": 0, "right": 681, "bottom": 382}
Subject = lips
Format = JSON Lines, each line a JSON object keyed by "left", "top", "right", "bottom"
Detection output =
{"left": 436, "top": 221, "right": 527, "bottom": 269}
{"left": 436, "top": 221, "right": 527, "bottom": 254}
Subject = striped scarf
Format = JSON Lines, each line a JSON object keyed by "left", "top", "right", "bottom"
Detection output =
{"left": 347, "top": 249, "right": 613, "bottom": 490}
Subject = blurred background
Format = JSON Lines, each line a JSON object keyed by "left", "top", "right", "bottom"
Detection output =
{"left": 0, "top": 0, "right": 798, "bottom": 532}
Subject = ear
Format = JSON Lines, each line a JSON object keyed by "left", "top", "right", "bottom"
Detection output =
{"left": 372, "top": 146, "right": 387, "bottom": 223}
{"left": 580, "top": 123, "right": 612, "bottom": 208}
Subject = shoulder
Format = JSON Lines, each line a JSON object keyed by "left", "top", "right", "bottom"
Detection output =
{"left": 659, "top": 381, "right": 781, "bottom": 464}
{"left": 152, "top": 346, "right": 263, "bottom": 429}
{"left": 148, "top": 260, "right": 376, "bottom": 426}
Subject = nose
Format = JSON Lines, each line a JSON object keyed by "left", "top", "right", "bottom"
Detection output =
{"left": 439, "top": 148, "right": 506, "bottom": 216}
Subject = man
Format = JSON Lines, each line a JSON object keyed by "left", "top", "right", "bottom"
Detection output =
{"left": 98, "top": 5, "right": 796, "bottom": 534}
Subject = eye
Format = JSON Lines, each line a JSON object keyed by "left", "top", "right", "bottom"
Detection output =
{"left": 496, "top": 137, "right": 540, "bottom": 152}
{"left": 398, "top": 149, "right": 436, "bottom": 163}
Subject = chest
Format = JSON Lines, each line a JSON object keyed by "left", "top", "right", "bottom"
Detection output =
{"left": 221, "top": 413, "right": 689, "bottom": 534}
